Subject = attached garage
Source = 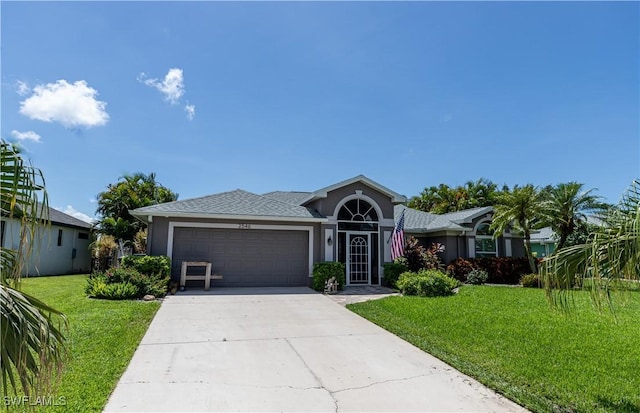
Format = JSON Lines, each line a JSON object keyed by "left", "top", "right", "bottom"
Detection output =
{"left": 171, "top": 226, "right": 310, "bottom": 287}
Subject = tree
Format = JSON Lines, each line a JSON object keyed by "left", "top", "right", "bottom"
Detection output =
{"left": 490, "top": 185, "right": 546, "bottom": 273}
{"left": 408, "top": 178, "right": 502, "bottom": 214}
{"left": 1, "top": 140, "right": 67, "bottom": 396}
{"left": 542, "top": 179, "right": 640, "bottom": 309}
{"left": 96, "top": 172, "right": 177, "bottom": 242}
{"left": 543, "top": 182, "right": 605, "bottom": 251}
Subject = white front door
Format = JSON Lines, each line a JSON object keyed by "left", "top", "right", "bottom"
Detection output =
{"left": 347, "top": 232, "right": 370, "bottom": 285}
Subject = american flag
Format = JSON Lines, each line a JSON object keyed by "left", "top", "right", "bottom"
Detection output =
{"left": 390, "top": 209, "right": 406, "bottom": 260}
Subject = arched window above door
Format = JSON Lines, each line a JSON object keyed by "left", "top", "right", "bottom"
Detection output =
{"left": 337, "top": 199, "right": 379, "bottom": 231}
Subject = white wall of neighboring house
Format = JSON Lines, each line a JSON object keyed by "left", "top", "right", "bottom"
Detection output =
{"left": 2, "top": 218, "right": 92, "bottom": 276}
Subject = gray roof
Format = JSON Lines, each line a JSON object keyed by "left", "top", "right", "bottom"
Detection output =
{"left": 262, "top": 191, "right": 312, "bottom": 206}
{"left": 131, "top": 189, "right": 323, "bottom": 221}
{"left": 48, "top": 206, "right": 92, "bottom": 229}
{"left": 395, "top": 205, "right": 492, "bottom": 233}
{"left": 530, "top": 226, "right": 556, "bottom": 242}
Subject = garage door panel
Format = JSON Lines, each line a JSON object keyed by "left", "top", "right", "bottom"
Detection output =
{"left": 172, "top": 227, "right": 309, "bottom": 287}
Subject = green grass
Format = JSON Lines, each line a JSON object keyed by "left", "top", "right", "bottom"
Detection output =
{"left": 4, "top": 275, "right": 160, "bottom": 412}
{"left": 348, "top": 286, "right": 640, "bottom": 413}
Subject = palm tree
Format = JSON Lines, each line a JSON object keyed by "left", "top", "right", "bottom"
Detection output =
{"left": 542, "top": 179, "right": 640, "bottom": 308}
{"left": 543, "top": 182, "right": 604, "bottom": 251}
{"left": 0, "top": 140, "right": 67, "bottom": 396}
{"left": 490, "top": 185, "right": 546, "bottom": 273}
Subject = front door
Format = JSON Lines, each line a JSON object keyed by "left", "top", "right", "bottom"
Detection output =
{"left": 347, "top": 233, "right": 370, "bottom": 284}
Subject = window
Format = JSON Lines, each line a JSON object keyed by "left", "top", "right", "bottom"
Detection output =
{"left": 475, "top": 222, "right": 497, "bottom": 257}
{"left": 57, "top": 229, "right": 63, "bottom": 246}
{"left": 337, "top": 199, "right": 379, "bottom": 231}
{"left": 78, "top": 232, "right": 89, "bottom": 240}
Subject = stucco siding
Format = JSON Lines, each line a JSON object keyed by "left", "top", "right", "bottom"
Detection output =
{"left": 306, "top": 182, "right": 396, "bottom": 220}
{"left": 2, "top": 218, "right": 91, "bottom": 275}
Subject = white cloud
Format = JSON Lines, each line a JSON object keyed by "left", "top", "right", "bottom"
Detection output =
{"left": 11, "top": 130, "right": 41, "bottom": 143}
{"left": 19, "top": 80, "right": 109, "bottom": 128}
{"left": 138, "top": 68, "right": 185, "bottom": 105}
{"left": 16, "top": 81, "right": 30, "bottom": 96}
{"left": 62, "top": 205, "right": 96, "bottom": 224}
{"left": 185, "top": 104, "right": 196, "bottom": 120}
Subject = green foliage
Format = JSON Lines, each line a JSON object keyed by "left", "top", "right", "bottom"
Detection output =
{"left": 86, "top": 265, "right": 169, "bottom": 300}
{"left": 312, "top": 262, "right": 346, "bottom": 291}
{"left": 408, "top": 178, "right": 503, "bottom": 214}
{"left": 1, "top": 139, "right": 67, "bottom": 397}
{"left": 541, "top": 182, "right": 605, "bottom": 251}
{"left": 348, "top": 287, "right": 640, "bottom": 413}
{"left": 96, "top": 172, "right": 178, "bottom": 242}
{"left": 520, "top": 273, "right": 542, "bottom": 288}
{"left": 543, "top": 179, "right": 640, "bottom": 311}
{"left": 382, "top": 262, "right": 408, "bottom": 288}
{"left": 465, "top": 269, "right": 488, "bottom": 285}
{"left": 402, "top": 236, "right": 444, "bottom": 272}
{"left": 397, "top": 270, "right": 459, "bottom": 297}
{"left": 447, "top": 257, "right": 533, "bottom": 284}
{"left": 121, "top": 255, "right": 171, "bottom": 278}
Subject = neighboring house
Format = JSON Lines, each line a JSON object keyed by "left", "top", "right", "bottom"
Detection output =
{"left": 1, "top": 205, "right": 92, "bottom": 276}
{"left": 130, "top": 175, "right": 523, "bottom": 288}
{"left": 399, "top": 206, "right": 525, "bottom": 263}
{"left": 530, "top": 227, "right": 556, "bottom": 258}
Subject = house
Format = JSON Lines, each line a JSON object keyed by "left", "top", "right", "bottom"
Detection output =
{"left": 1, "top": 205, "right": 93, "bottom": 275}
{"left": 399, "top": 205, "right": 525, "bottom": 263}
{"left": 130, "top": 175, "right": 523, "bottom": 288}
{"left": 530, "top": 227, "right": 556, "bottom": 258}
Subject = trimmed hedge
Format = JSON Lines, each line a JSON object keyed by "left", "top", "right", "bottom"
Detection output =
{"left": 382, "top": 262, "right": 408, "bottom": 288}
{"left": 520, "top": 273, "right": 543, "bottom": 288}
{"left": 447, "top": 257, "right": 537, "bottom": 285}
{"left": 397, "top": 270, "right": 459, "bottom": 297}
{"left": 312, "top": 262, "right": 346, "bottom": 291}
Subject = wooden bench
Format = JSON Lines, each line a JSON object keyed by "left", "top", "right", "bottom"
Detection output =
{"left": 180, "top": 261, "right": 223, "bottom": 291}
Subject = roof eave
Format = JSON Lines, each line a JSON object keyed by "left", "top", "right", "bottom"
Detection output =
{"left": 130, "top": 211, "right": 327, "bottom": 224}
{"left": 301, "top": 175, "right": 407, "bottom": 204}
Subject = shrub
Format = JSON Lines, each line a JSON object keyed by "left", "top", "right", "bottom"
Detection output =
{"left": 121, "top": 255, "right": 171, "bottom": 278}
{"left": 397, "top": 270, "right": 459, "bottom": 297}
{"left": 521, "top": 273, "right": 543, "bottom": 288}
{"left": 86, "top": 264, "right": 170, "bottom": 300}
{"left": 447, "top": 257, "right": 536, "bottom": 284}
{"left": 466, "top": 269, "right": 488, "bottom": 285}
{"left": 382, "top": 262, "right": 408, "bottom": 288}
{"left": 86, "top": 273, "right": 140, "bottom": 300}
{"left": 312, "top": 262, "right": 346, "bottom": 291}
{"left": 403, "top": 237, "right": 445, "bottom": 272}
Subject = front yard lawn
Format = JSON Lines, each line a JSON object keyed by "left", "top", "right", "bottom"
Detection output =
{"left": 348, "top": 286, "right": 640, "bottom": 413}
{"left": 6, "top": 275, "right": 160, "bottom": 412}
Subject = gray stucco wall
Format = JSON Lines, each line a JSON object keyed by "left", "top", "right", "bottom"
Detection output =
{"left": 305, "top": 182, "right": 396, "bottom": 220}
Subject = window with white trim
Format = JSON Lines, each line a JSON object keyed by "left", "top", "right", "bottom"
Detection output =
{"left": 475, "top": 222, "right": 497, "bottom": 257}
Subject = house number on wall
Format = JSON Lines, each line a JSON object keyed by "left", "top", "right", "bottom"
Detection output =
{"left": 238, "top": 224, "right": 251, "bottom": 230}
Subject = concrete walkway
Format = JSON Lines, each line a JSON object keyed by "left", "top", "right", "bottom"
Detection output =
{"left": 104, "top": 287, "right": 526, "bottom": 412}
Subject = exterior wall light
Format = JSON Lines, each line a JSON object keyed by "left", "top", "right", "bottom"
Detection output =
{"left": 327, "top": 236, "right": 333, "bottom": 246}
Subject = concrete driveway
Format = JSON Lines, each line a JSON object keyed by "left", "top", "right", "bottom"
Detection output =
{"left": 104, "top": 287, "right": 526, "bottom": 412}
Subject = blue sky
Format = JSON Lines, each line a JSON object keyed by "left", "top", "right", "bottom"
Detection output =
{"left": 2, "top": 1, "right": 638, "bottom": 223}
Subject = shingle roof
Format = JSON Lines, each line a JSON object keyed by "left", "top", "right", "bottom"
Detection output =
{"left": 395, "top": 205, "right": 492, "bottom": 233}
{"left": 131, "top": 189, "right": 323, "bottom": 220}
{"left": 262, "top": 191, "right": 312, "bottom": 206}
{"left": 530, "top": 226, "right": 556, "bottom": 241}
{"left": 48, "top": 206, "right": 92, "bottom": 229}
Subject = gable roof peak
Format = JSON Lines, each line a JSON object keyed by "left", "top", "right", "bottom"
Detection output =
{"left": 303, "top": 175, "right": 406, "bottom": 204}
